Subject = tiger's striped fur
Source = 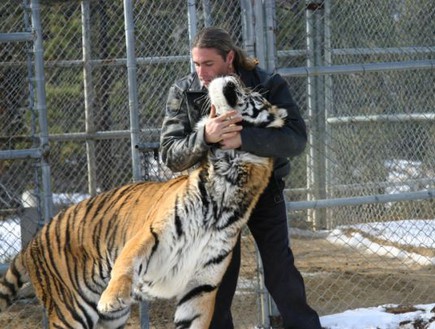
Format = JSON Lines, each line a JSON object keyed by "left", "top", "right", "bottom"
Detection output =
{"left": 0, "top": 76, "right": 287, "bottom": 329}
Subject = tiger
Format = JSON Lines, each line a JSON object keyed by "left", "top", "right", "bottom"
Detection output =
{"left": 0, "top": 75, "right": 287, "bottom": 329}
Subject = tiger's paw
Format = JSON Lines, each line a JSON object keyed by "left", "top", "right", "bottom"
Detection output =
{"left": 97, "top": 277, "right": 132, "bottom": 313}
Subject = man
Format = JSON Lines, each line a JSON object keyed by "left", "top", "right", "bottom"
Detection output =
{"left": 160, "top": 27, "right": 322, "bottom": 329}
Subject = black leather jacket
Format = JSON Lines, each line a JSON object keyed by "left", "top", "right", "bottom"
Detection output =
{"left": 160, "top": 65, "right": 307, "bottom": 180}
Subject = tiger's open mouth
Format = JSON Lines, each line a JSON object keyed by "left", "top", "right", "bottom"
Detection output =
{"left": 222, "top": 80, "right": 239, "bottom": 108}
{"left": 208, "top": 75, "right": 287, "bottom": 129}
{"left": 208, "top": 75, "right": 244, "bottom": 115}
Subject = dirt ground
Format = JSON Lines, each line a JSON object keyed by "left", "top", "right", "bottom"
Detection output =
{"left": 1, "top": 232, "right": 434, "bottom": 329}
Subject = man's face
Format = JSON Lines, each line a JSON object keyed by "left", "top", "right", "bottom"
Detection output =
{"left": 192, "top": 47, "right": 234, "bottom": 88}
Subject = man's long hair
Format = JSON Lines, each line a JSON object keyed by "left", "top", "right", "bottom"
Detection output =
{"left": 192, "top": 27, "right": 258, "bottom": 71}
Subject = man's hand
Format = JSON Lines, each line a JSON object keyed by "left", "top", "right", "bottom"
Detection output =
{"left": 204, "top": 105, "right": 243, "bottom": 147}
{"left": 219, "top": 131, "right": 242, "bottom": 150}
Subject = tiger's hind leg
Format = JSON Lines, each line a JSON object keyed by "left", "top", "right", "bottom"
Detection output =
{"left": 45, "top": 302, "right": 129, "bottom": 329}
{"left": 32, "top": 272, "right": 103, "bottom": 329}
{"left": 33, "top": 280, "right": 100, "bottom": 329}
{"left": 45, "top": 304, "right": 99, "bottom": 329}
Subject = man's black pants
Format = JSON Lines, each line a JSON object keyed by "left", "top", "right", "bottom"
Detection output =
{"left": 210, "top": 178, "right": 322, "bottom": 329}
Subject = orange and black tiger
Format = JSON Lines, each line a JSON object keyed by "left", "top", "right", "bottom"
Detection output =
{"left": 0, "top": 76, "right": 287, "bottom": 329}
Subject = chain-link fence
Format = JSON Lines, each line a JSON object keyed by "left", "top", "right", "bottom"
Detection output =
{"left": 1, "top": 0, "right": 434, "bottom": 328}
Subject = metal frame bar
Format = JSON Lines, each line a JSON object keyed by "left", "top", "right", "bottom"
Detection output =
{"left": 288, "top": 189, "right": 435, "bottom": 211}
{"left": 0, "top": 32, "right": 33, "bottom": 43}
{"left": 278, "top": 59, "right": 435, "bottom": 77}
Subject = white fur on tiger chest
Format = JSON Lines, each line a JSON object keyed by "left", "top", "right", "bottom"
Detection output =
{"left": 134, "top": 223, "right": 232, "bottom": 300}
{"left": 132, "top": 171, "right": 245, "bottom": 300}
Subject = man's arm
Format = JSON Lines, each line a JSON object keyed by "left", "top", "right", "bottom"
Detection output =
{"left": 160, "top": 85, "right": 210, "bottom": 172}
{"left": 240, "top": 73, "right": 307, "bottom": 158}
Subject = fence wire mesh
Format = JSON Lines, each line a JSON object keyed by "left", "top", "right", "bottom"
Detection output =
{"left": 1, "top": 0, "right": 434, "bottom": 328}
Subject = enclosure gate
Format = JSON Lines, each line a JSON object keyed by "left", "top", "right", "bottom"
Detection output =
{"left": 0, "top": 0, "right": 53, "bottom": 265}
{"left": 0, "top": 0, "right": 53, "bottom": 327}
{"left": 0, "top": 0, "right": 278, "bottom": 328}
{"left": 1, "top": 0, "right": 434, "bottom": 328}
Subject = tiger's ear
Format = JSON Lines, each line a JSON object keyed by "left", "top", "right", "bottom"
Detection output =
{"left": 266, "top": 106, "right": 288, "bottom": 128}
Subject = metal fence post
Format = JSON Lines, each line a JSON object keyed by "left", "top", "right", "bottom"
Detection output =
{"left": 253, "top": 0, "right": 266, "bottom": 68}
{"left": 264, "top": 1, "right": 282, "bottom": 327}
{"left": 240, "top": 0, "right": 255, "bottom": 59}
{"left": 31, "top": 0, "right": 54, "bottom": 225}
{"left": 30, "top": 1, "right": 53, "bottom": 327}
{"left": 123, "top": 1, "right": 149, "bottom": 328}
{"left": 255, "top": 248, "right": 271, "bottom": 329}
{"left": 252, "top": 3, "right": 271, "bottom": 325}
{"left": 264, "top": 0, "right": 277, "bottom": 73}
{"left": 305, "top": 0, "right": 327, "bottom": 230}
{"left": 81, "top": 0, "right": 98, "bottom": 197}
{"left": 124, "top": 0, "right": 142, "bottom": 183}
{"left": 202, "top": 0, "right": 213, "bottom": 27}
{"left": 187, "top": 0, "right": 197, "bottom": 73}
{"left": 323, "top": 0, "right": 333, "bottom": 229}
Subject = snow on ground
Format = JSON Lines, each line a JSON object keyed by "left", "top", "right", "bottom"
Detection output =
{"left": 319, "top": 218, "right": 435, "bottom": 327}
{"left": 320, "top": 303, "right": 435, "bottom": 329}
{"left": 0, "top": 216, "right": 21, "bottom": 262}
{"left": 384, "top": 159, "right": 428, "bottom": 195}
{"left": 327, "top": 219, "right": 435, "bottom": 266}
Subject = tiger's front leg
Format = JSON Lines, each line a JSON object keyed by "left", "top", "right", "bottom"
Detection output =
{"left": 97, "top": 228, "right": 158, "bottom": 314}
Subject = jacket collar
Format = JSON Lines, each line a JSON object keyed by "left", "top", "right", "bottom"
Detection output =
{"left": 187, "top": 73, "right": 205, "bottom": 92}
